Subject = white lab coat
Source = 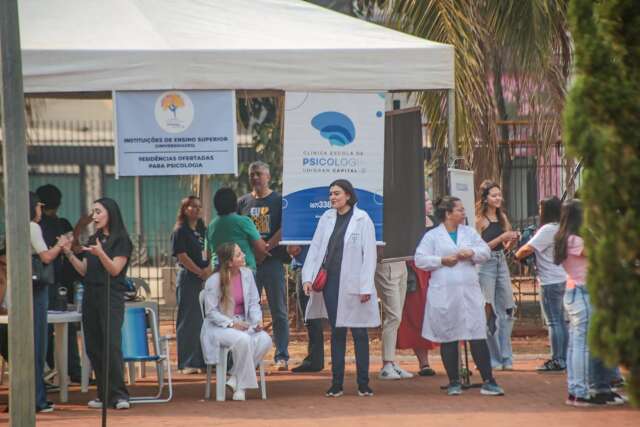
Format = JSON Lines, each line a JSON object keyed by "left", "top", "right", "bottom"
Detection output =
{"left": 301, "top": 206, "right": 380, "bottom": 328}
{"left": 200, "top": 267, "right": 264, "bottom": 365}
{"left": 414, "top": 224, "right": 491, "bottom": 342}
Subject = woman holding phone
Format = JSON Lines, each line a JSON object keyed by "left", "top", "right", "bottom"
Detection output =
{"left": 62, "top": 197, "right": 133, "bottom": 410}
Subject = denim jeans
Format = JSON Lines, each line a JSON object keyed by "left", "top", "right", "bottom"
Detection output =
{"left": 256, "top": 257, "right": 289, "bottom": 362}
{"left": 564, "top": 286, "right": 591, "bottom": 398}
{"left": 478, "top": 251, "right": 515, "bottom": 368}
{"left": 330, "top": 326, "right": 369, "bottom": 387}
{"left": 539, "top": 282, "right": 568, "bottom": 365}
{"left": 33, "top": 285, "right": 49, "bottom": 410}
{"left": 590, "top": 357, "right": 617, "bottom": 394}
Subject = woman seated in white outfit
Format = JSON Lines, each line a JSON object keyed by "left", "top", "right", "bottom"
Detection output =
{"left": 200, "top": 242, "right": 272, "bottom": 401}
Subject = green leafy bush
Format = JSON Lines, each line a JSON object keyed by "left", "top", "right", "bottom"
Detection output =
{"left": 564, "top": 0, "right": 640, "bottom": 406}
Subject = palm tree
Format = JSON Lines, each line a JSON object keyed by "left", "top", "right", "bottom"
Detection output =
{"left": 348, "top": 1, "right": 572, "bottom": 191}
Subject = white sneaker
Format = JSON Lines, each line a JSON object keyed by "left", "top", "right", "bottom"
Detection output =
{"left": 180, "top": 367, "right": 200, "bottom": 374}
{"left": 273, "top": 360, "right": 288, "bottom": 371}
{"left": 115, "top": 400, "right": 130, "bottom": 410}
{"left": 226, "top": 375, "right": 237, "bottom": 392}
{"left": 232, "top": 389, "right": 246, "bottom": 401}
{"left": 393, "top": 363, "right": 414, "bottom": 379}
{"left": 378, "top": 363, "right": 401, "bottom": 380}
{"left": 87, "top": 399, "right": 103, "bottom": 409}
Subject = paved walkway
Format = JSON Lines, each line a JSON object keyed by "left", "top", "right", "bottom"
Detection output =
{"left": 1, "top": 337, "right": 637, "bottom": 426}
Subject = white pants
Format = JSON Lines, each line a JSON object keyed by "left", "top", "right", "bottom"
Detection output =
{"left": 374, "top": 262, "right": 408, "bottom": 362}
{"left": 216, "top": 328, "right": 272, "bottom": 390}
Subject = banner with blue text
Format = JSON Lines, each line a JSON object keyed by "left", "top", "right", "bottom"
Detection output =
{"left": 114, "top": 90, "right": 237, "bottom": 177}
{"left": 282, "top": 92, "right": 385, "bottom": 244}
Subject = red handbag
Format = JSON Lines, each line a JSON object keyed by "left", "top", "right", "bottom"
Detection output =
{"left": 311, "top": 267, "right": 328, "bottom": 292}
{"left": 311, "top": 250, "right": 330, "bottom": 292}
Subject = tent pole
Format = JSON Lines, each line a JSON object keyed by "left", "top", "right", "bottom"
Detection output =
{"left": 447, "top": 89, "right": 456, "bottom": 166}
{"left": 0, "top": 1, "right": 37, "bottom": 424}
{"left": 446, "top": 89, "right": 457, "bottom": 194}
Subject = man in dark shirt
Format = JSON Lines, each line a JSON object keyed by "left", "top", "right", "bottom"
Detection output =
{"left": 237, "top": 161, "right": 290, "bottom": 370}
{"left": 36, "top": 184, "right": 83, "bottom": 383}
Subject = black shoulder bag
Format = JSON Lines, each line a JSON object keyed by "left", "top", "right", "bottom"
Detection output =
{"left": 32, "top": 255, "right": 54, "bottom": 287}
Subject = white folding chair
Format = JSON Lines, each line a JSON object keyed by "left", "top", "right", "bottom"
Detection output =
{"left": 198, "top": 290, "right": 266, "bottom": 401}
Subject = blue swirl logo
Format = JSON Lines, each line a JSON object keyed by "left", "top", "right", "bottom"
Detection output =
{"left": 311, "top": 111, "right": 355, "bottom": 147}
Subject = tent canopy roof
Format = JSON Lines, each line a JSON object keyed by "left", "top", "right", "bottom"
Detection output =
{"left": 19, "top": 0, "right": 454, "bottom": 93}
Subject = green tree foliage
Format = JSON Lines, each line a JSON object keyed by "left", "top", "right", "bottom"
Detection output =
{"left": 374, "top": 1, "right": 572, "bottom": 184}
{"left": 564, "top": 0, "right": 640, "bottom": 405}
{"left": 212, "top": 95, "right": 283, "bottom": 195}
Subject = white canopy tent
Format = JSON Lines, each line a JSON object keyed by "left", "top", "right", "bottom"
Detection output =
{"left": 4, "top": 0, "right": 457, "bottom": 422}
{"left": 19, "top": 0, "right": 454, "bottom": 93}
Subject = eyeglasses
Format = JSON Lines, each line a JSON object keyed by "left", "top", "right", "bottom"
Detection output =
{"left": 188, "top": 205, "right": 202, "bottom": 210}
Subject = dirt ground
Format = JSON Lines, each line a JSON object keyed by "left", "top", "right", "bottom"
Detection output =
{"left": 1, "top": 332, "right": 638, "bottom": 427}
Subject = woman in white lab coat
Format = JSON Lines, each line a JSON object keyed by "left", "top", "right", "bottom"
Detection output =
{"left": 302, "top": 179, "right": 379, "bottom": 398}
{"left": 200, "top": 242, "right": 272, "bottom": 401}
{"left": 414, "top": 196, "right": 504, "bottom": 396}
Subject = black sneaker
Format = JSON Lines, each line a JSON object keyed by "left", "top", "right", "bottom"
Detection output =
{"left": 45, "top": 382, "right": 60, "bottom": 393}
{"left": 594, "top": 391, "right": 626, "bottom": 406}
{"left": 357, "top": 384, "right": 374, "bottom": 397}
{"left": 36, "top": 403, "right": 54, "bottom": 413}
{"left": 610, "top": 378, "right": 626, "bottom": 391}
{"left": 572, "top": 395, "right": 605, "bottom": 407}
{"left": 325, "top": 384, "right": 344, "bottom": 398}
{"left": 536, "top": 359, "right": 565, "bottom": 372}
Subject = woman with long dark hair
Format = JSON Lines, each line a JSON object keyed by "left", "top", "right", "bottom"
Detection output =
{"left": 62, "top": 197, "right": 132, "bottom": 409}
{"left": 171, "top": 195, "right": 210, "bottom": 374}
{"left": 416, "top": 196, "right": 503, "bottom": 396}
{"left": 200, "top": 242, "right": 272, "bottom": 401}
{"left": 553, "top": 200, "right": 624, "bottom": 406}
{"left": 516, "top": 196, "right": 568, "bottom": 372}
{"left": 475, "top": 180, "right": 519, "bottom": 370}
{"left": 302, "top": 179, "right": 379, "bottom": 397}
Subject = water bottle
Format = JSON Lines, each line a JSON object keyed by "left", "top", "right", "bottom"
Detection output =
{"left": 74, "top": 282, "right": 84, "bottom": 313}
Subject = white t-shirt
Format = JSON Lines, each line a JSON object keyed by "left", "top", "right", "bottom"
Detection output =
{"left": 528, "top": 223, "right": 567, "bottom": 285}
{"left": 30, "top": 221, "right": 48, "bottom": 255}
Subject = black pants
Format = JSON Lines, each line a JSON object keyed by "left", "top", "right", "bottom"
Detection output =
{"left": 83, "top": 282, "right": 128, "bottom": 405}
{"left": 323, "top": 269, "right": 369, "bottom": 387}
{"left": 296, "top": 271, "right": 324, "bottom": 369}
{"left": 175, "top": 268, "right": 205, "bottom": 370}
{"left": 440, "top": 339, "right": 494, "bottom": 384}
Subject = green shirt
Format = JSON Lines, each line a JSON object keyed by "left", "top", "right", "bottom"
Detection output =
{"left": 206, "top": 213, "right": 261, "bottom": 270}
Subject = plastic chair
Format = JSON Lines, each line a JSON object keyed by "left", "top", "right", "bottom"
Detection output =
{"left": 121, "top": 306, "right": 173, "bottom": 403}
{"left": 198, "top": 290, "right": 266, "bottom": 401}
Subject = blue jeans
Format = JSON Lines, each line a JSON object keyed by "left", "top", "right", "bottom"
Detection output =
{"left": 256, "top": 257, "right": 289, "bottom": 362}
{"left": 33, "top": 285, "right": 49, "bottom": 410}
{"left": 539, "top": 282, "right": 568, "bottom": 365}
{"left": 564, "top": 286, "right": 591, "bottom": 398}
{"left": 478, "top": 251, "right": 515, "bottom": 368}
{"left": 590, "top": 357, "right": 618, "bottom": 393}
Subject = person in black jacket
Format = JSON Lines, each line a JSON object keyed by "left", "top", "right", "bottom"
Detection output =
{"left": 36, "top": 184, "right": 83, "bottom": 383}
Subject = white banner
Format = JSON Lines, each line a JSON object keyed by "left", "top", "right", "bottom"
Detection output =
{"left": 449, "top": 168, "right": 476, "bottom": 226}
{"left": 282, "top": 92, "right": 385, "bottom": 243}
{"left": 114, "top": 90, "right": 237, "bottom": 177}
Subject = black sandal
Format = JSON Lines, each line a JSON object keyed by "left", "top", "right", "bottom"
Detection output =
{"left": 418, "top": 365, "right": 436, "bottom": 376}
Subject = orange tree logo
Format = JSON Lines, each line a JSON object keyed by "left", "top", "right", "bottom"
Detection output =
{"left": 161, "top": 93, "right": 185, "bottom": 119}
{"left": 154, "top": 91, "right": 194, "bottom": 134}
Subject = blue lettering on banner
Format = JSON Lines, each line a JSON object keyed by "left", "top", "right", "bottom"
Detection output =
{"left": 282, "top": 186, "right": 383, "bottom": 242}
